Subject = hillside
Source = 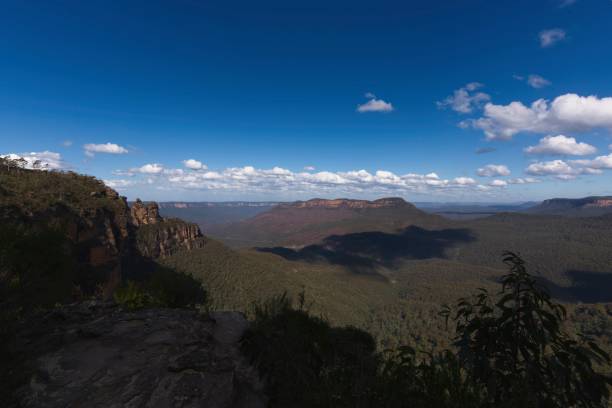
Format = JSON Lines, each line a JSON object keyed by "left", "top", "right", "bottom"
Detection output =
{"left": 207, "top": 197, "right": 447, "bottom": 248}
{"left": 526, "top": 196, "right": 612, "bottom": 217}
{"left": 0, "top": 161, "right": 205, "bottom": 308}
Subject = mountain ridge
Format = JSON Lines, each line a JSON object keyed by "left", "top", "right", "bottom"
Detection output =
{"left": 526, "top": 196, "right": 612, "bottom": 217}
{"left": 207, "top": 196, "right": 445, "bottom": 248}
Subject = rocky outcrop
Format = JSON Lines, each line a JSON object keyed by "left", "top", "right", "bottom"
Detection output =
{"left": 585, "top": 198, "right": 612, "bottom": 208}
{"left": 11, "top": 302, "right": 266, "bottom": 407}
{"left": 136, "top": 219, "right": 206, "bottom": 258}
{"left": 131, "top": 199, "right": 162, "bottom": 226}
{"left": 130, "top": 198, "right": 206, "bottom": 258}
{"left": 527, "top": 196, "right": 612, "bottom": 217}
{"left": 284, "top": 197, "right": 411, "bottom": 210}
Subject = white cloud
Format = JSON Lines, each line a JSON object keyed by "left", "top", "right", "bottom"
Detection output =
{"left": 106, "top": 163, "right": 534, "bottom": 198}
{"left": 452, "top": 177, "right": 476, "bottom": 185}
{"left": 138, "top": 163, "right": 164, "bottom": 174}
{"left": 524, "top": 135, "right": 596, "bottom": 156}
{"left": 539, "top": 29, "right": 566, "bottom": 48}
{"left": 63, "top": 140, "right": 73, "bottom": 147}
{"left": 303, "top": 166, "right": 316, "bottom": 171}
{"left": 489, "top": 179, "right": 508, "bottom": 187}
{"left": 2, "top": 151, "right": 67, "bottom": 170}
{"left": 527, "top": 74, "right": 551, "bottom": 89}
{"left": 513, "top": 74, "right": 551, "bottom": 89}
{"left": 477, "top": 164, "right": 511, "bottom": 177}
{"left": 525, "top": 159, "right": 578, "bottom": 179}
{"left": 507, "top": 177, "right": 539, "bottom": 184}
{"left": 609, "top": 144, "right": 612, "bottom": 151}
{"left": 103, "top": 179, "right": 133, "bottom": 189}
{"left": 467, "top": 93, "right": 612, "bottom": 140}
{"left": 357, "top": 94, "right": 394, "bottom": 113}
{"left": 182, "top": 159, "right": 207, "bottom": 170}
{"left": 83, "top": 143, "right": 128, "bottom": 157}
{"left": 572, "top": 153, "right": 612, "bottom": 170}
{"left": 437, "top": 82, "right": 490, "bottom": 114}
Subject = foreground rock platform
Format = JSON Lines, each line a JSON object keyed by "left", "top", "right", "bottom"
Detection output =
{"left": 11, "top": 302, "right": 266, "bottom": 408}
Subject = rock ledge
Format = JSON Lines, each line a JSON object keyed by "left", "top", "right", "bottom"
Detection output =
{"left": 13, "top": 303, "right": 266, "bottom": 408}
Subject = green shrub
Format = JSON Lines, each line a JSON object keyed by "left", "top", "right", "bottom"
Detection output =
{"left": 441, "top": 251, "right": 612, "bottom": 408}
{"left": 0, "top": 224, "right": 76, "bottom": 312}
{"left": 113, "top": 281, "right": 154, "bottom": 310}
{"left": 242, "top": 293, "right": 379, "bottom": 407}
{"left": 148, "top": 267, "right": 207, "bottom": 308}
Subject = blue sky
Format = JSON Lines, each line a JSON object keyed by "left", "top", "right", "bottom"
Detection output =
{"left": 2, "top": 0, "right": 612, "bottom": 202}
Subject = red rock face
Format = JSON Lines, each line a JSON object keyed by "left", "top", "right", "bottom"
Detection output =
{"left": 585, "top": 199, "right": 612, "bottom": 208}
{"left": 130, "top": 199, "right": 162, "bottom": 226}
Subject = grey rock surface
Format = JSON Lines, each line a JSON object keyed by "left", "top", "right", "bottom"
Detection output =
{"left": 12, "top": 302, "right": 266, "bottom": 408}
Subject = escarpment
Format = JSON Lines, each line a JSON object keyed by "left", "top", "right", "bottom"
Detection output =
{"left": 0, "top": 166, "right": 206, "bottom": 295}
{"left": 131, "top": 198, "right": 206, "bottom": 258}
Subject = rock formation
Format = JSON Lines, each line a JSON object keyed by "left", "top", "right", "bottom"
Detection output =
{"left": 11, "top": 302, "right": 266, "bottom": 407}
{"left": 131, "top": 198, "right": 162, "bottom": 226}
{"left": 130, "top": 198, "right": 206, "bottom": 258}
{"left": 136, "top": 218, "right": 206, "bottom": 258}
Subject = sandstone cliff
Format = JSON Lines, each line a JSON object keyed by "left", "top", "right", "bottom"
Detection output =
{"left": 131, "top": 198, "right": 162, "bottom": 225}
{"left": 131, "top": 198, "right": 206, "bottom": 258}
{"left": 0, "top": 166, "right": 206, "bottom": 296}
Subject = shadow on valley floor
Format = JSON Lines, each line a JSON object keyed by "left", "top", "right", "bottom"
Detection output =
{"left": 541, "top": 270, "right": 612, "bottom": 303}
{"left": 256, "top": 226, "right": 476, "bottom": 275}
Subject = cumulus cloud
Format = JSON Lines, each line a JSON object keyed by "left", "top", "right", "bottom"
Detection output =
{"left": 357, "top": 93, "right": 394, "bottom": 113}
{"left": 453, "top": 177, "right": 476, "bottom": 185}
{"left": 527, "top": 74, "right": 551, "bottom": 89}
{"left": 524, "top": 135, "right": 597, "bottom": 156}
{"left": 105, "top": 164, "right": 517, "bottom": 198}
{"left": 103, "top": 179, "right": 134, "bottom": 189}
{"left": 524, "top": 151, "right": 612, "bottom": 180}
{"left": 466, "top": 93, "right": 612, "bottom": 140}
{"left": 83, "top": 143, "right": 128, "bottom": 157}
{"left": 182, "top": 159, "right": 207, "bottom": 170}
{"left": 526, "top": 160, "right": 575, "bottom": 178}
{"left": 477, "top": 164, "right": 511, "bottom": 177}
{"left": 137, "top": 163, "right": 164, "bottom": 174}
{"left": 507, "top": 177, "right": 539, "bottom": 184}
{"left": 539, "top": 29, "right": 566, "bottom": 48}
{"left": 514, "top": 74, "right": 551, "bottom": 89}
{"left": 437, "top": 82, "right": 490, "bottom": 114}
{"left": 2, "top": 151, "right": 67, "bottom": 170}
{"left": 489, "top": 179, "right": 508, "bottom": 187}
{"left": 304, "top": 165, "right": 316, "bottom": 171}
{"left": 571, "top": 153, "right": 612, "bottom": 170}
